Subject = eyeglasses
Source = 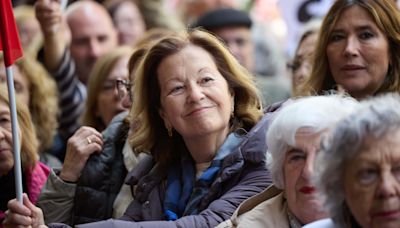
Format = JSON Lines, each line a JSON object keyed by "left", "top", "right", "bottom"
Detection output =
{"left": 115, "top": 79, "right": 133, "bottom": 101}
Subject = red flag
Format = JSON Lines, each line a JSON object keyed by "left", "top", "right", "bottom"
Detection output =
{"left": 0, "top": 0, "right": 23, "bottom": 67}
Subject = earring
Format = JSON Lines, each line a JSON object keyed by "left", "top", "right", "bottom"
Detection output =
{"left": 167, "top": 126, "right": 173, "bottom": 137}
{"left": 230, "top": 95, "right": 235, "bottom": 117}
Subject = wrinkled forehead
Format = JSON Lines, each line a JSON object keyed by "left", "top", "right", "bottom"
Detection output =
{"left": 156, "top": 45, "right": 219, "bottom": 76}
{"left": 351, "top": 129, "right": 400, "bottom": 164}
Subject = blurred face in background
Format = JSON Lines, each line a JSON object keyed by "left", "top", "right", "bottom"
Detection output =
{"left": 212, "top": 26, "right": 254, "bottom": 72}
{"left": 292, "top": 32, "right": 318, "bottom": 90}
{"left": 17, "top": 18, "right": 41, "bottom": 50}
{"left": 326, "top": 5, "right": 390, "bottom": 99}
{"left": 113, "top": 1, "right": 146, "bottom": 46}
{"left": 0, "top": 64, "right": 30, "bottom": 105}
{"left": 120, "top": 65, "right": 136, "bottom": 109}
{"left": 67, "top": 3, "right": 117, "bottom": 84}
{"left": 96, "top": 55, "right": 130, "bottom": 126}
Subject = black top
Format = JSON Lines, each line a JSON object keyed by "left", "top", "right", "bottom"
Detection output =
{"left": 0, "top": 170, "right": 28, "bottom": 212}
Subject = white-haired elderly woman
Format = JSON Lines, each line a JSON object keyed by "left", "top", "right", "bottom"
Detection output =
{"left": 217, "top": 95, "right": 359, "bottom": 228}
{"left": 304, "top": 93, "right": 400, "bottom": 228}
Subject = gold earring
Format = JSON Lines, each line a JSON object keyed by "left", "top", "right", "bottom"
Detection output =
{"left": 167, "top": 126, "right": 173, "bottom": 137}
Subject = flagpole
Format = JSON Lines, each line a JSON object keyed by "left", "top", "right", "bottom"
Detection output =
{"left": 5, "top": 66, "right": 23, "bottom": 203}
{"left": 60, "top": 0, "right": 68, "bottom": 11}
{"left": 0, "top": 0, "right": 24, "bottom": 204}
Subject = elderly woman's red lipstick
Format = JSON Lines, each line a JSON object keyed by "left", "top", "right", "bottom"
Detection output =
{"left": 300, "top": 186, "right": 316, "bottom": 194}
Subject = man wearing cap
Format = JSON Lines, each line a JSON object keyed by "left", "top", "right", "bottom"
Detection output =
{"left": 193, "top": 8, "right": 290, "bottom": 107}
{"left": 194, "top": 8, "right": 254, "bottom": 72}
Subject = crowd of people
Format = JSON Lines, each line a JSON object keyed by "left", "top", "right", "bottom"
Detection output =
{"left": 1, "top": 0, "right": 400, "bottom": 227}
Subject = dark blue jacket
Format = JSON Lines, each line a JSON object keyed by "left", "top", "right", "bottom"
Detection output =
{"left": 76, "top": 113, "right": 274, "bottom": 228}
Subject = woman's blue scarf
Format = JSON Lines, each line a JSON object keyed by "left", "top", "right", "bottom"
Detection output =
{"left": 163, "top": 131, "right": 245, "bottom": 220}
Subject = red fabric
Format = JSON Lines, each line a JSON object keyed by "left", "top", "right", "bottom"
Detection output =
{"left": 25, "top": 162, "right": 50, "bottom": 205}
{"left": 0, "top": 0, "right": 23, "bottom": 67}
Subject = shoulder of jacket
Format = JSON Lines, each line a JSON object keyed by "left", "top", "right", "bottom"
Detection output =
{"left": 124, "top": 154, "right": 155, "bottom": 185}
{"left": 102, "top": 111, "right": 129, "bottom": 138}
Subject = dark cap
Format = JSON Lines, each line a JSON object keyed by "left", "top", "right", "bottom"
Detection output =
{"left": 192, "top": 8, "right": 252, "bottom": 30}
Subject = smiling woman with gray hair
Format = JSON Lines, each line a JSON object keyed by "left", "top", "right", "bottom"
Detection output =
{"left": 217, "top": 95, "right": 359, "bottom": 228}
{"left": 305, "top": 93, "right": 400, "bottom": 228}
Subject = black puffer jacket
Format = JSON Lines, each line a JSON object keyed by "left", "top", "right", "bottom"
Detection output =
{"left": 73, "top": 112, "right": 130, "bottom": 224}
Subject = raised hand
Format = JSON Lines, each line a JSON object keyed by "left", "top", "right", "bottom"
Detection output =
{"left": 35, "top": 0, "right": 63, "bottom": 35}
{"left": 60, "top": 126, "right": 104, "bottom": 182}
